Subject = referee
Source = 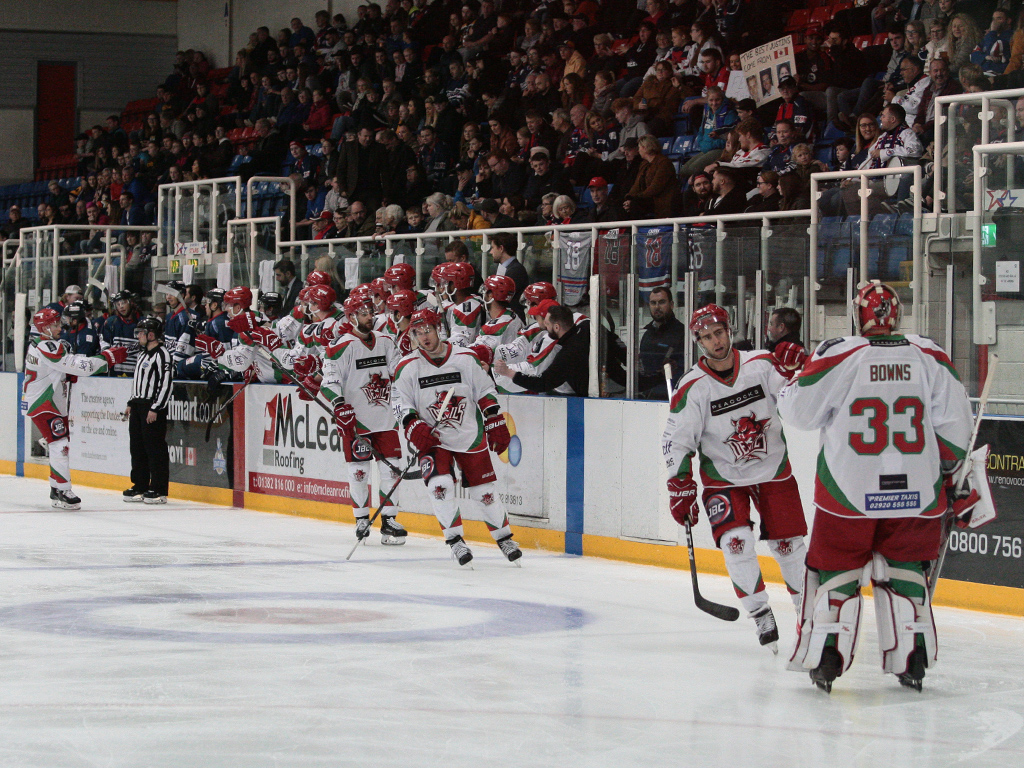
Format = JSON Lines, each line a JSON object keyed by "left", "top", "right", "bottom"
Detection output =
{"left": 123, "top": 316, "right": 173, "bottom": 504}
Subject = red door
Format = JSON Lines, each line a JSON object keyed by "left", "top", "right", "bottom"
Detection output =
{"left": 36, "top": 63, "right": 77, "bottom": 161}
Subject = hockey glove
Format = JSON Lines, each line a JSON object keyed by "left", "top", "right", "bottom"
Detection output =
{"left": 195, "top": 334, "right": 225, "bottom": 359}
{"left": 290, "top": 303, "right": 305, "bottom": 320}
{"left": 667, "top": 476, "right": 699, "bottom": 526}
{"left": 772, "top": 342, "right": 808, "bottom": 377}
{"left": 332, "top": 398, "right": 356, "bottom": 441}
{"left": 484, "top": 412, "right": 511, "bottom": 454}
{"left": 296, "top": 375, "right": 321, "bottom": 401}
{"left": 947, "top": 476, "right": 981, "bottom": 529}
{"left": 247, "top": 325, "right": 282, "bottom": 352}
{"left": 293, "top": 354, "right": 321, "bottom": 378}
{"left": 405, "top": 417, "right": 440, "bottom": 453}
{"left": 470, "top": 343, "right": 494, "bottom": 367}
{"left": 243, "top": 364, "right": 260, "bottom": 385}
{"left": 101, "top": 346, "right": 129, "bottom": 367}
{"left": 226, "top": 312, "right": 256, "bottom": 334}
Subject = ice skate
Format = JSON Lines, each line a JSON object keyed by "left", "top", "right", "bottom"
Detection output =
{"left": 447, "top": 535, "right": 473, "bottom": 567}
{"left": 51, "top": 488, "right": 81, "bottom": 510}
{"left": 496, "top": 534, "right": 522, "bottom": 565}
{"left": 355, "top": 516, "right": 372, "bottom": 541}
{"left": 750, "top": 605, "right": 779, "bottom": 653}
{"left": 897, "top": 647, "right": 926, "bottom": 692}
{"left": 380, "top": 516, "right": 407, "bottom": 545}
{"left": 142, "top": 491, "right": 167, "bottom": 505}
{"left": 809, "top": 647, "right": 843, "bottom": 694}
{"left": 123, "top": 487, "right": 145, "bottom": 503}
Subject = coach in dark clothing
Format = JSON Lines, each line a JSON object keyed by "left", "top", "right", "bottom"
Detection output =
{"left": 765, "top": 306, "right": 804, "bottom": 352}
{"left": 337, "top": 126, "right": 385, "bottom": 209}
{"left": 247, "top": 119, "right": 288, "bottom": 179}
{"left": 637, "top": 286, "right": 688, "bottom": 400}
{"left": 495, "top": 304, "right": 590, "bottom": 396}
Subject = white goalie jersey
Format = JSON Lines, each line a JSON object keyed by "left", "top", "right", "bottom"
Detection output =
{"left": 662, "top": 349, "right": 793, "bottom": 489}
{"left": 777, "top": 334, "right": 973, "bottom": 520}
{"left": 392, "top": 345, "right": 499, "bottom": 453}
{"left": 320, "top": 331, "right": 401, "bottom": 435}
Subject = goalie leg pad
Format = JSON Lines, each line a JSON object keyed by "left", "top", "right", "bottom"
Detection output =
{"left": 719, "top": 525, "right": 768, "bottom": 613}
{"left": 872, "top": 554, "right": 937, "bottom": 676}
{"left": 767, "top": 536, "right": 808, "bottom": 608}
{"left": 469, "top": 482, "right": 511, "bottom": 540}
{"left": 426, "top": 474, "right": 462, "bottom": 539}
{"left": 788, "top": 567, "right": 864, "bottom": 675}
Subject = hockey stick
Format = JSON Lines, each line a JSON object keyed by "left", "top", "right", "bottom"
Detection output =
{"left": 251, "top": 344, "right": 407, "bottom": 477}
{"left": 346, "top": 387, "right": 455, "bottom": 561}
{"left": 665, "top": 364, "right": 741, "bottom": 622}
{"left": 929, "top": 352, "right": 999, "bottom": 599}
{"left": 205, "top": 382, "right": 249, "bottom": 442}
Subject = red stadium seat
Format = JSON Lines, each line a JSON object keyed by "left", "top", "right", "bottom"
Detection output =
{"left": 207, "top": 67, "right": 233, "bottom": 82}
{"left": 853, "top": 34, "right": 873, "bottom": 50}
{"left": 786, "top": 9, "right": 811, "bottom": 31}
{"left": 809, "top": 7, "right": 832, "bottom": 26}
{"left": 832, "top": 1, "right": 854, "bottom": 12}
{"left": 873, "top": 32, "right": 888, "bottom": 45}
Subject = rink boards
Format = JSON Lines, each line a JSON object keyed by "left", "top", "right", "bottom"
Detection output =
{"left": 1, "top": 371, "right": 1021, "bottom": 616}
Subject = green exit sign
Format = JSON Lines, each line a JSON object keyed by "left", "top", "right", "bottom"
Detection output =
{"left": 982, "top": 223, "right": 996, "bottom": 247}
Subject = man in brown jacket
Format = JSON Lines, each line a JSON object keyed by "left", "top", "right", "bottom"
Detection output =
{"left": 624, "top": 135, "right": 680, "bottom": 219}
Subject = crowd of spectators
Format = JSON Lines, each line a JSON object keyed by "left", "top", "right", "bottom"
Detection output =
{"left": 4, "top": 0, "right": 1013, "bottom": 249}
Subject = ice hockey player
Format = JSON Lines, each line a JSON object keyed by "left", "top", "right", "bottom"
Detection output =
{"left": 386, "top": 289, "right": 417, "bottom": 355}
{"left": 661, "top": 303, "right": 809, "bottom": 651}
{"left": 313, "top": 293, "right": 407, "bottom": 545}
{"left": 382, "top": 263, "right": 431, "bottom": 311}
{"left": 160, "top": 281, "right": 192, "bottom": 363}
{"left": 392, "top": 308, "right": 520, "bottom": 566}
{"left": 778, "top": 282, "right": 976, "bottom": 693}
{"left": 100, "top": 290, "right": 141, "bottom": 376}
{"left": 23, "top": 307, "right": 128, "bottom": 508}
{"left": 60, "top": 301, "right": 99, "bottom": 356}
{"left": 178, "top": 288, "right": 237, "bottom": 380}
{"left": 474, "top": 275, "right": 524, "bottom": 358}
{"left": 257, "top": 291, "right": 283, "bottom": 324}
{"left": 211, "top": 287, "right": 291, "bottom": 384}
{"left": 438, "top": 262, "right": 483, "bottom": 347}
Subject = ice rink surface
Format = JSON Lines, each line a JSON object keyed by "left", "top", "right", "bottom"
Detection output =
{"left": 0, "top": 476, "right": 1022, "bottom": 768}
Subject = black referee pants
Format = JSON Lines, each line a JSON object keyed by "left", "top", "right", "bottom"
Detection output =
{"left": 128, "top": 399, "right": 169, "bottom": 496}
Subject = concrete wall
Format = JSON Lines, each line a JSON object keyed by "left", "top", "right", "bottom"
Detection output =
{"left": 0, "top": 0, "right": 176, "bottom": 36}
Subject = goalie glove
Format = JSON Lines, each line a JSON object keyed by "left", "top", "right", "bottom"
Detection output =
{"left": 293, "top": 354, "right": 322, "bottom": 378}
{"left": 100, "top": 346, "right": 129, "bottom": 367}
{"left": 195, "top": 334, "right": 225, "bottom": 359}
{"left": 667, "top": 476, "right": 699, "bottom": 526}
{"left": 484, "top": 411, "right": 511, "bottom": 454}
{"left": 772, "top": 342, "right": 808, "bottom": 378}
{"left": 296, "top": 375, "right": 321, "bottom": 401}
{"left": 332, "top": 397, "right": 356, "bottom": 441}
{"left": 404, "top": 417, "right": 440, "bottom": 453}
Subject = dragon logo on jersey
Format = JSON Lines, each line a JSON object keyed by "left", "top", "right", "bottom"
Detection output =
{"left": 725, "top": 412, "right": 770, "bottom": 463}
{"left": 360, "top": 373, "right": 392, "bottom": 407}
{"left": 427, "top": 390, "right": 466, "bottom": 429}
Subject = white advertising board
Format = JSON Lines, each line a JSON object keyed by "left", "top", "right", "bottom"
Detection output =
{"left": 68, "top": 378, "right": 134, "bottom": 476}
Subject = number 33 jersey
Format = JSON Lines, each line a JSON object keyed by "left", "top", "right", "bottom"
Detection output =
{"left": 777, "top": 334, "right": 973, "bottom": 519}
{"left": 663, "top": 350, "right": 793, "bottom": 489}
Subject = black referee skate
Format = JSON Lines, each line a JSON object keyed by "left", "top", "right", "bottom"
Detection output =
{"left": 750, "top": 605, "right": 779, "bottom": 653}
{"left": 123, "top": 487, "right": 145, "bottom": 503}
{"left": 50, "top": 488, "right": 81, "bottom": 510}
{"left": 496, "top": 535, "right": 522, "bottom": 565}
{"left": 897, "top": 648, "right": 926, "bottom": 692}
{"left": 809, "top": 647, "right": 843, "bottom": 694}
{"left": 447, "top": 535, "right": 473, "bottom": 567}
{"left": 380, "top": 516, "right": 407, "bottom": 545}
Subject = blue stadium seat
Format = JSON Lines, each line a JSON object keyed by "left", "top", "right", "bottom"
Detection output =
{"left": 671, "top": 135, "right": 693, "bottom": 158}
{"left": 830, "top": 215, "right": 861, "bottom": 278}
{"left": 659, "top": 137, "right": 673, "bottom": 154}
{"left": 815, "top": 216, "right": 843, "bottom": 277}
{"left": 881, "top": 214, "right": 914, "bottom": 279}
{"left": 306, "top": 144, "right": 324, "bottom": 157}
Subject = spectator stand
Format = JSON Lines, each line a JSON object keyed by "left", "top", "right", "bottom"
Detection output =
{"left": 1, "top": 237, "right": 20, "bottom": 371}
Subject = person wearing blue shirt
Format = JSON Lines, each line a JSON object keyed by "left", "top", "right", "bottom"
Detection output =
{"left": 680, "top": 85, "right": 738, "bottom": 177}
{"left": 971, "top": 8, "right": 1014, "bottom": 75}
{"left": 60, "top": 300, "right": 100, "bottom": 356}
{"left": 101, "top": 291, "right": 141, "bottom": 376}
{"left": 160, "top": 281, "right": 194, "bottom": 363}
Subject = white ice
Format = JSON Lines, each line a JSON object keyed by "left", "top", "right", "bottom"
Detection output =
{"left": 0, "top": 476, "right": 1022, "bottom": 768}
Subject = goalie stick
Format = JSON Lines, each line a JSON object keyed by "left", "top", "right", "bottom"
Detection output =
{"left": 665, "top": 364, "right": 740, "bottom": 622}
{"left": 346, "top": 387, "right": 455, "bottom": 561}
{"left": 929, "top": 352, "right": 999, "bottom": 599}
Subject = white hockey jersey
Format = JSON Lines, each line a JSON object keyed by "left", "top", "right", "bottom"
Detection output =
{"left": 445, "top": 296, "right": 484, "bottom": 347}
{"left": 320, "top": 331, "right": 401, "bottom": 435}
{"left": 392, "top": 344, "right": 498, "bottom": 453}
{"left": 476, "top": 309, "right": 524, "bottom": 351}
{"left": 495, "top": 313, "right": 585, "bottom": 395}
{"left": 22, "top": 339, "right": 110, "bottom": 419}
{"left": 663, "top": 349, "right": 793, "bottom": 489}
{"left": 286, "top": 310, "right": 349, "bottom": 366}
{"left": 777, "top": 334, "right": 973, "bottom": 519}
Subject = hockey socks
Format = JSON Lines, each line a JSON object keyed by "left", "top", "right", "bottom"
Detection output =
{"left": 48, "top": 437, "right": 72, "bottom": 492}
{"left": 471, "top": 483, "right": 511, "bottom": 541}
{"left": 768, "top": 537, "right": 807, "bottom": 609}
{"left": 719, "top": 526, "right": 768, "bottom": 614}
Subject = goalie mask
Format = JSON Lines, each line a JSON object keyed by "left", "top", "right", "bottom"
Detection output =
{"left": 855, "top": 281, "right": 901, "bottom": 336}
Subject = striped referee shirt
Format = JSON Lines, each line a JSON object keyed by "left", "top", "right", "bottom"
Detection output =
{"left": 131, "top": 344, "right": 173, "bottom": 410}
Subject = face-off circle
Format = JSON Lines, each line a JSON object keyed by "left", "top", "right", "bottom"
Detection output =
{"left": 0, "top": 592, "right": 592, "bottom": 645}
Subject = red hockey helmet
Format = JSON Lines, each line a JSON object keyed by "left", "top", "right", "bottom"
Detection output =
{"left": 383, "top": 263, "right": 415, "bottom": 291}
{"left": 483, "top": 274, "right": 516, "bottom": 304}
{"left": 409, "top": 308, "right": 441, "bottom": 329}
{"left": 32, "top": 307, "right": 62, "bottom": 333}
{"left": 439, "top": 261, "right": 474, "bottom": 291}
{"left": 854, "top": 280, "right": 901, "bottom": 336}
{"left": 343, "top": 294, "right": 374, "bottom": 316}
{"left": 306, "top": 270, "right": 331, "bottom": 287}
{"left": 386, "top": 289, "right": 417, "bottom": 318}
{"left": 306, "top": 284, "right": 337, "bottom": 313}
{"left": 369, "top": 277, "right": 390, "bottom": 300}
{"left": 224, "top": 286, "right": 253, "bottom": 309}
{"left": 523, "top": 281, "right": 557, "bottom": 305}
{"left": 689, "top": 304, "right": 730, "bottom": 340}
{"left": 430, "top": 263, "right": 447, "bottom": 290}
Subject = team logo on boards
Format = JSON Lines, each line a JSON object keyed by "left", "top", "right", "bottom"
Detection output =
{"left": 360, "top": 373, "right": 392, "bottom": 407}
{"left": 725, "top": 412, "right": 770, "bottom": 463}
